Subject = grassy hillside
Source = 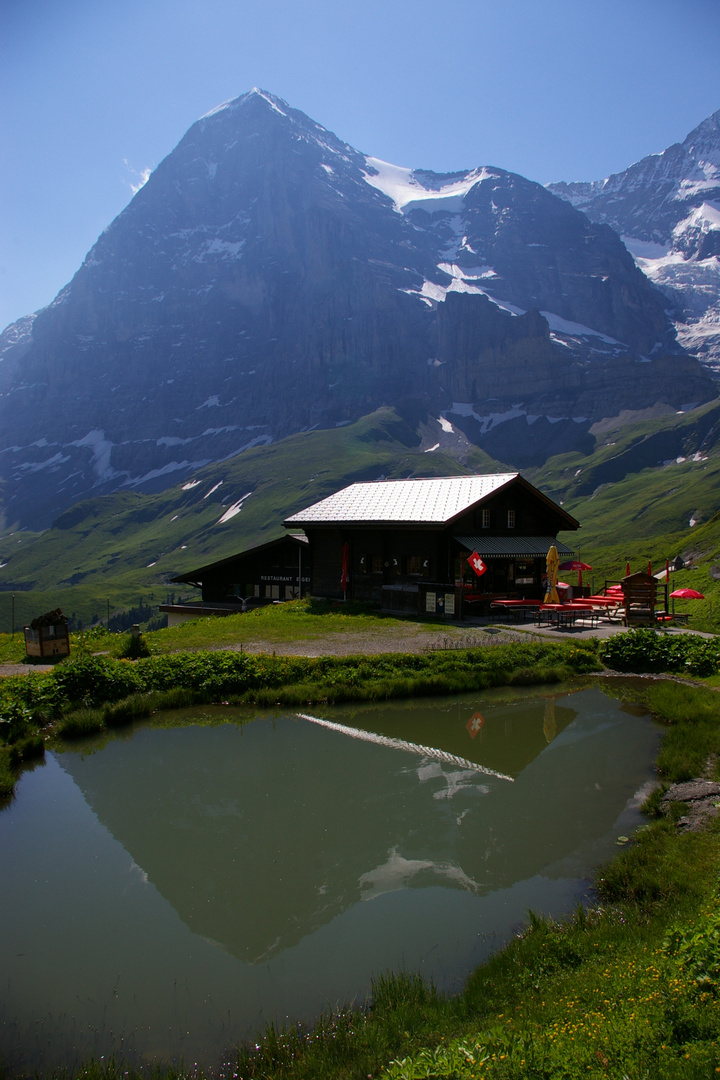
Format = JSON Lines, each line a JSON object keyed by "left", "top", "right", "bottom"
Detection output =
{"left": 4, "top": 397, "right": 720, "bottom": 636}
{"left": 0, "top": 408, "right": 498, "bottom": 631}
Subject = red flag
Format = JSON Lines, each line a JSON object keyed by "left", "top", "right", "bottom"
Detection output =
{"left": 467, "top": 551, "right": 487, "bottom": 577}
{"left": 466, "top": 712, "right": 485, "bottom": 738}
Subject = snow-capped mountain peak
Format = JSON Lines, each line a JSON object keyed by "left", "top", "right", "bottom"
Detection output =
{"left": 548, "top": 106, "right": 720, "bottom": 370}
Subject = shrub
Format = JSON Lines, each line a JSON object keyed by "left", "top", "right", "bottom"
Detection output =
{"left": 53, "top": 655, "right": 142, "bottom": 708}
{"left": 600, "top": 628, "right": 720, "bottom": 677}
{"left": 0, "top": 700, "right": 35, "bottom": 744}
{"left": 117, "top": 633, "right": 152, "bottom": 660}
{"left": 57, "top": 707, "right": 105, "bottom": 739}
{"left": 103, "top": 693, "right": 156, "bottom": 727}
{"left": 8, "top": 734, "right": 44, "bottom": 766}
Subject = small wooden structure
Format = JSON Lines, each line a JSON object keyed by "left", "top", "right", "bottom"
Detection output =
{"left": 622, "top": 572, "right": 657, "bottom": 627}
{"left": 24, "top": 609, "right": 70, "bottom": 659}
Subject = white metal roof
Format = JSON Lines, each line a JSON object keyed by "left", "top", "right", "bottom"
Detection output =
{"left": 285, "top": 474, "right": 518, "bottom": 525}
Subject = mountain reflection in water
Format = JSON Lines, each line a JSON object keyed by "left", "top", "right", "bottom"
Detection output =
{"left": 53, "top": 688, "right": 653, "bottom": 965}
{"left": 0, "top": 685, "right": 662, "bottom": 1072}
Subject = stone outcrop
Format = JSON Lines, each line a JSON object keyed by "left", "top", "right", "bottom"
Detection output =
{"left": 661, "top": 779, "right": 720, "bottom": 832}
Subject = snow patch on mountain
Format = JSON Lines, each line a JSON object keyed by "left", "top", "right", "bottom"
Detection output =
{"left": 540, "top": 312, "right": 624, "bottom": 346}
{"left": 217, "top": 491, "right": 253, "bottom": 524}
{"left": 623, "top": 204, "right": 720, "bottom": 367}
{"left": 18, "top": 452, "right": 71, "bottom": 473}
{"left": 194, "top": 238, "right": 245, "bottom": 262}
{"left": 72, "top": 430, "right": 116, "bottom": 482}
{"left": 362, "top": 158, "right": 497, "bottom": 215}
{"left": 678, "top": 201, "right": 720, "bottom": 232}
{"left": 448, "top": 401, "right": 586, "bottom": 434}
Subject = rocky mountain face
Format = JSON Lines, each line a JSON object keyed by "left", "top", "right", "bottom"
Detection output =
{"left": 0, "top": 89, "right": 714, "bottom": 530}
{"left": 549, "top": 110, "right": 720, "bottom": 370}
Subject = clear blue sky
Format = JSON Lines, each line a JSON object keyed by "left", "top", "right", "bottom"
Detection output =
{"left": 1, "top": 0, "right": 719, "bottom": 332}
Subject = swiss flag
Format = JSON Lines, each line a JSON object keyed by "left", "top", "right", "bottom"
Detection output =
{"left": 466, "top": 712, "right": 485, "bottom": 738}
{"left": 467, "top": 551, "right": 487, "bottom": 577}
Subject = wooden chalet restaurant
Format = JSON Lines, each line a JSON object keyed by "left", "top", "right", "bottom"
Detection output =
{"left": 166, "top": 473, "right": 579, "bottom": 624}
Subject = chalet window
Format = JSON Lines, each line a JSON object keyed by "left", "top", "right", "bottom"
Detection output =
{"left": 482, "top": 508, "right": 491, "bottom": 529}
{"left": 371, "top": 554, "right": 383, "bottom": 573}
{"left": 507, "top": 509, "right": 516, "bottom": 529}
{"left": 406, "top": 555, "right": 428, "bottom": 576}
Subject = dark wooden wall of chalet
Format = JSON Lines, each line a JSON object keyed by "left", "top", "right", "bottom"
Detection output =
{"left": 453, "top": 487, "right": 567, "bottom": 536}
{"left": 307, "top": 527, "right": 448, "bottom": 601}
{"left": 200, "top": 543, "right": 306, "bottom": 600}
{"left": 309, "top": 530, "right": 344, "bottom": 600}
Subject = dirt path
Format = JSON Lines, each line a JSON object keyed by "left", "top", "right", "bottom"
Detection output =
{"left": 0, "top": 624, "right": 543, "bottom": 674}
{"left": 222, "top": 625, "right": 539, "bottom": 657}
{"left": 0, "top": 663, "right": 55, "bottom": 677}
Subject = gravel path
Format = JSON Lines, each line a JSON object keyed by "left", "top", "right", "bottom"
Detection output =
{"left": 0, "top": 663, "right": 55, "bottom": 677}
{"left": 0, "top": 624, "right": 544, "bottom": 674}
{"left": 223, "top": 624, "right": 543, "bottom": 656}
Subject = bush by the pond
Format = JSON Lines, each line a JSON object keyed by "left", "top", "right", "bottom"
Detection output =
{"left": 57, "top": 706, "right": 106, "bottom": 739}
{"left": 53, "top": 654, "right": 143, "bottom": 708}
{"left": 5, "top": 641, "right": 600, "bottom": 723}
{"left": 599, "top": 627, "right": 720, "bottom": 676}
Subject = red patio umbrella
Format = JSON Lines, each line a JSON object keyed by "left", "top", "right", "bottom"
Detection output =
{"left": 559, "top": 560, "right": 592, "bottom": 587}
{"left": 669, "top": 587, "right": 705, "bottom": 618}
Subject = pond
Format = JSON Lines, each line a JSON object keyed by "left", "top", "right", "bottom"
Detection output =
{"left": 0, "top": 682, "right": 660, "bottom": 1073}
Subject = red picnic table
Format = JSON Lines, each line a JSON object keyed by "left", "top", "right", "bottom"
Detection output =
{"left": 538, "top": 602, "right": 599, "bottom": 629}
{"left": 489, "top": 599, "right": 542, "bottom": 622}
